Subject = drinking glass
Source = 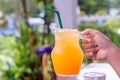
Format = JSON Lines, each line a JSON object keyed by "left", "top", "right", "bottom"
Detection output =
{"left": 51, "top": 29, "right": 83, "bottom": 76}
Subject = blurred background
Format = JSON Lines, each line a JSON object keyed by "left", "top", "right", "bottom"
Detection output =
{"left": 0, "top": 0, "right": 120, "bottom": 80}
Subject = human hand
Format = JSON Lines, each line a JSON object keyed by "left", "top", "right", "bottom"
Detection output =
{"left": 81, "top": 29, "right": 116, "bottom": 61}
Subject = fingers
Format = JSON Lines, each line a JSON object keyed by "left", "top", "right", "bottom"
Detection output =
{"left": 84, "top": 47, "right": 98, "bottom": 53}
{"left": 82, "top": 38, "right": 91, "bottom": 44}
{"left": 81, "top": 29, "right": 111, "bottom": 49}
{"left": 86, "top": 52, "right": 93, "bottom": 59}
{"left": 82, "top": 37, "right": 97, "bottom": 49}
{"left": 81, "top": 29, "right": 111, "bottom": 61}
{"left": 82, "top": 42, "right": 97, "bottom": 49}
{"left": 82, "top": 36, "right": 98, "bottom": 59}
{"left": 82, "top": 44, "right": 98, "bottom": 59}
{"left": 81, "top": 28, "right": 96, "bottom": 36}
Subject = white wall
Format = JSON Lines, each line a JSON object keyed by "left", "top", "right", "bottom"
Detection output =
{"left": 54, "top": 0, "right": 77, "bottom": 29}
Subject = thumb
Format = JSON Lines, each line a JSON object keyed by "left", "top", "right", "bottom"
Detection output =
{"left": 81, "top": 29, "right": 95, "bottom": 35}
{"left": 80, "top": 29, "right": 95, "bottom": 39}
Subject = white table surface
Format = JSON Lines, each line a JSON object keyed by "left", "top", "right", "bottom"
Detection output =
{"left": 57, "top": 63, "right": 119, "bottom": 80}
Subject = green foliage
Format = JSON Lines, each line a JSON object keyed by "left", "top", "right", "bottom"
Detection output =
{"left": 110, "top": 0, "right": 120, "bottom": 8}
{"left": 12, "top": 20, "right": 40, "bottom": 79}
{"left": 28, "top": 0, "right": 54, "bottom": 18}
{"left": 78, "top": 0, "right": 110, "bottom": 14}
{"left": 28, "top": 0, "right": 42, "bottom": 17}
{"left": 0, "top": 36, "right": 17, "bottom": 78}
{"left": 78, "top": 0, "right": 120, "bottom": 14}
{"left": 0, "top": 20, "right": 55, "bottom": 79}
{"left": 0, "top": 20, "right": 41, "bottom": 79}
{"left": 105, "top": 16, "right": 120, "bottom": 30}
{"left": 0, "top": 0, "right": 13, "bottom": 14}
{"left": 95, "top": 9, "right": 107, "bottom": 15}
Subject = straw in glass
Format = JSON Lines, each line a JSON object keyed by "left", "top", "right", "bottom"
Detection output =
{"left": 44, "top": 6, "right": 63, "bottom": 29}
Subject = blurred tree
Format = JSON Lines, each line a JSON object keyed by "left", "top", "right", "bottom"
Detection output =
{"left": 105, "top": 16, "right": 120, "bottom": 30}
{"left": 32, "top": 0, "right": 54, "bottom": 45}
{"left": 110, "top": 0, "right": 120, "bottom": 8}
{"left": 95, "top": 9, "right": 107, "bottom": 15}
{"left": 0, "top": 0, "right": 22, "bottom": 15}
{"left": 21, "top": 0, "right": 30, "bottom": 27}
{"left": 0, "top": 0, "right": 13, "bottom": 14}
{"left": 78, "top": 0, "right": 110, "bottom": 14}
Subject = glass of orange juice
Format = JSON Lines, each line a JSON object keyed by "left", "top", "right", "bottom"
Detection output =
{"left": 51, "top": 29, "right": 83, "bottom": 76}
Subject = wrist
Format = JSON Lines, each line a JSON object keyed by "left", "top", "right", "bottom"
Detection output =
{"left": 106, "top": 44, "right": 120, "bottom": 77}
{"left": 106, "top": 43, "right": 120, "bottom": 63}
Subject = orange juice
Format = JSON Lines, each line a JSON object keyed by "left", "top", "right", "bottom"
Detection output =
{"left": 51, "top": 29, "right": 83, "bottom": 76}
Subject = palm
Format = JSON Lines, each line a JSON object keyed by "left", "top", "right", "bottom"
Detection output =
{"left": 96, "top": 49, "right": 108, "bottom": 60}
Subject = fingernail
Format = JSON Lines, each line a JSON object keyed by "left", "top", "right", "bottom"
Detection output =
{"left": 88, "top": 39, "right": 91, "bottom": 42}
{"left": 89, "top": 52, "right": 93, "bottom": 56}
